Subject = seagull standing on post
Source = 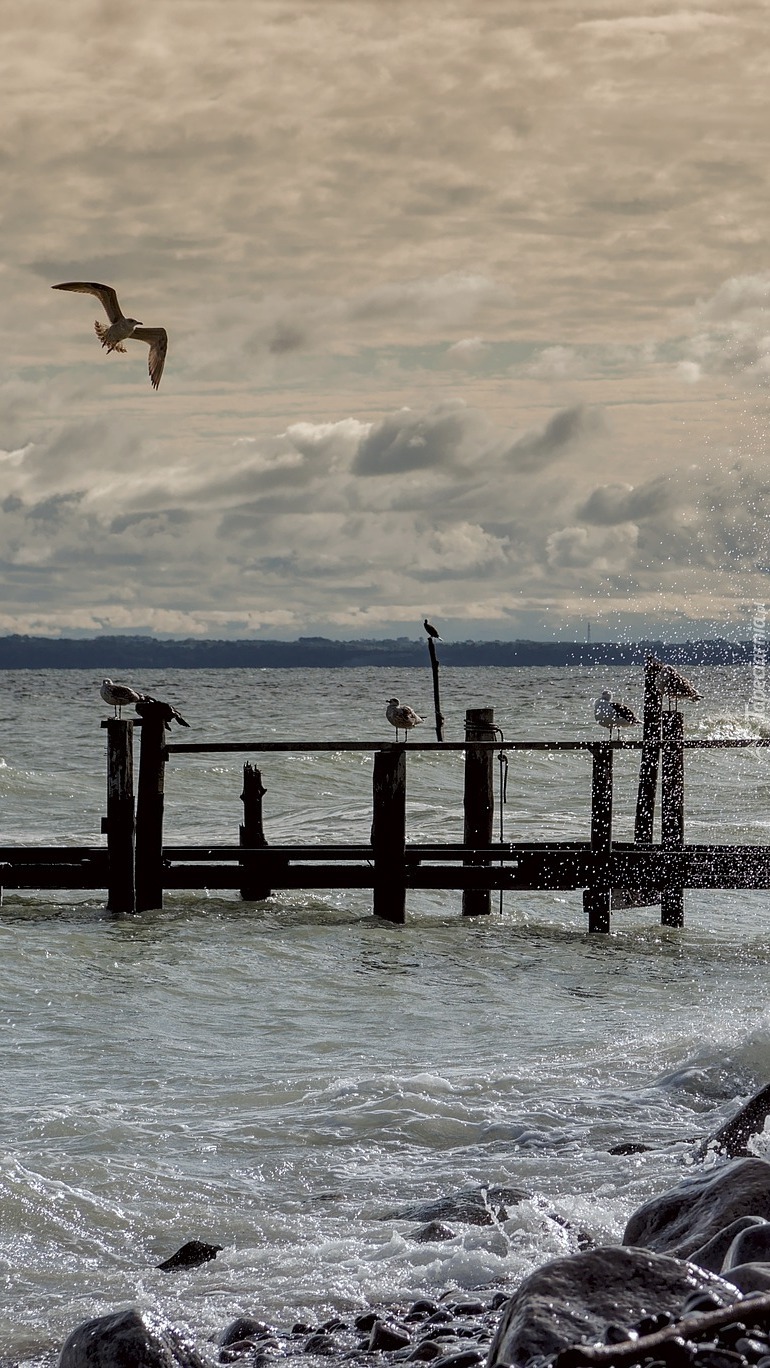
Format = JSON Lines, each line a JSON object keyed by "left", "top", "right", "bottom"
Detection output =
{"left": 52, "top": 282, "right": 168, "bottom": 390}
{"left": 386, "top": 697, "right": 424, "bottom": 742}
{"left": 594, "top": 689, "right": 640, "bottom": 740}
{"left": 650, "top": 658, "right": 701, "bottom": 711}
{"left": 100, "top": 678, "right": 146, "bottom": 718}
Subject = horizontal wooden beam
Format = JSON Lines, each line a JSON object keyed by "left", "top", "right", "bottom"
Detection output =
{"left": 3, "top": 842, "right": 770, "bottom": 893}
{"left": 165, "top": 738, "right": 770, "bottom": 755}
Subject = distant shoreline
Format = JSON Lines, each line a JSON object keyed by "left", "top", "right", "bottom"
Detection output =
{"left": 0, "top": 634, "right": 753, "bottom": 669}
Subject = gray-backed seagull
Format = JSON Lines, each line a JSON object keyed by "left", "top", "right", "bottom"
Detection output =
{"left": 386, "top": 697, "right": 424, "bottom": 742}
{"left": 100, "top": 678, "right": 146, "bottom": 718}
{"left": 594, "top": 689, "right": 640, "bottom": 740}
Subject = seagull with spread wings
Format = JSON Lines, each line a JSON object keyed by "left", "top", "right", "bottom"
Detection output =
{"left": 52, "top": 282, "right": 168, "bottom": 390}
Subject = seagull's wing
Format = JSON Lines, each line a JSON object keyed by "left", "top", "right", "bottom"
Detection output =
{"left": 130, "top": 327, "right": 168, "bottom": 390}
{"left": 52, "top": 282, "right": 123, "bottom": 323}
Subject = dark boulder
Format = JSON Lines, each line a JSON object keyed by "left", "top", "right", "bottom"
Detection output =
{"left": 721, "top": 1219, "right": 770, "bottom": 1270}
{"left": 385, "top": 1186, "right": 525, "bottom": 1227}
{"left": 486, "top": 1246, "right": 738, "bottom": 1367}
{"left": 688, "top": 1216, "right": 769, "bottom": 1273}
{"left": 157, "top": 1239, "right": 223, "bottom": 1271}
{"left": 704, "top": 1084, "right": 770, "bottom": 1159}
{"left": 412, "top": 1221, "right": 457, "bottom": 1243}
{"left": 59, "top": 1307, "right": 206, "bottom": 1368}
{"left": 623, "top": 1158, "right": 770, "bottom": 1259}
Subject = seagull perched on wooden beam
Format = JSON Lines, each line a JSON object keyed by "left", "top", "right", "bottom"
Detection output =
{"left": 52, "top": 282, "right": 168, "bottom": 389}
{"left": 386, "top": 697, "right": 424, "bottom": 742}
{"left": 100, "top": 678, "right": 146, "bottom": 718}
{"left": 423, "top": 618, "right": 441, "bottom": 640}
{"left": 594, "top": 689, "right": 640, "bottom": 740}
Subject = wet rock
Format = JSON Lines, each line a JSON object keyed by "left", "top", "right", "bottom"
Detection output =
{"left": 354, "top": 1311, "right": 381, "bottom": 1333}
{"left": 723, "top": 1222, "right": 770, "bottom": 1270}
{"left": 59, "top": 1307, "right": 206, "bottom": 1368}
{"left": 721, "top": 1263, "right": 770, "bottom": 1295}
{"left": 218, "top": 1319, "right": 280, "bottom": 1363}
{"left": 157, "top": 1239, "right": 223, "bottom": 1271}
{"left": 404, "top": 1302, "right": 440, "bottom": 1322}
{"left": 486, "top": 1245, "right": 739, "bottom": 1368}
{"left": 384, "top": 1186, "right": 525, "bottom": 1227}
{"left": 302, "top": 1332, "right": 336, "bottom": 1355}
{"left": 689, "top": 1219, "right": 770, "bottom": 1273}
{"left": 404, "top": 1343, "right": 444, "bottom": 1361}
{"left": 623, "top": 1159, "right": 770, "bottom": 1259}
{"left": 220, "top": 1320, "right": 276, "bottom": 1348}
{"left": 369, "top": 1322, "right": 412, "bottom": 1352}
{"left": 413, "top": 1221, "right": 456, "bottom": 1243}
{"left": 704, "top": 1085, "right": 770, "bottom": 1159}
{"left": 609, "top": 1143, "right": 654, "bottom": 1156}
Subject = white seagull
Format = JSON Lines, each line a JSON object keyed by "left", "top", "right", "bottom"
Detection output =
{"left": 52, "top": 282, "right": 168, "bottom": 390}
{"left": 650, "top": 658, "right": 701, "bottom": 710}
{"left": 594, "top": 689, "right": 640, "bottom": 740}
{"left": 386, "top": 697, "right": 424, "bottom": 742}
{"left": 100, "top": 678, "right": 146, "bottom": 718}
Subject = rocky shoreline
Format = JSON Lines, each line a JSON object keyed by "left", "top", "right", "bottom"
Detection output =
{"left": 42, "top": 1087, "right": 770, "bottom": 1368}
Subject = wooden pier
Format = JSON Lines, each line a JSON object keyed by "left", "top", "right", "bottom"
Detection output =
{"left": 1, "top": 691, "right": 770, "bottom": 930}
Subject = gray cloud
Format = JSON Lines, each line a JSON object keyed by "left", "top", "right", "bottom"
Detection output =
{"left": 353, "top": 401, "right": 489, "bottom": 476}
{"left": 503, "top": 405, "right": 603, "bottom": 472}
{"left": 578, "top": 476, "right": 676, "bottom": 526}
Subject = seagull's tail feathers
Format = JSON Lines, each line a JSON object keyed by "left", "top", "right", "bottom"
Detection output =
{"left": 94, "top": 320, "right": 127, "bottom": 353}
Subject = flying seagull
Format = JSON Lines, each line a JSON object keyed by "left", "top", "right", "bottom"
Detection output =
{"left": 423, "top": 618, "right": 441, "bottom": 640}
{"left": 100, "top": 677, "right": 146, "bottom": 718}
{"left": 135, "top": 697, "right": 190, "bottom": 730}
{"left": 594, "top": 689, "right": 640, "bottom": 740}
{"left": 52, "top": 282, "right": 168, "bottom": 390}
{"left": 386, "top": 697, "right": 424, "bottom": 742}
{"left": 650, "top": 658, "right": 700, "bottom": 710}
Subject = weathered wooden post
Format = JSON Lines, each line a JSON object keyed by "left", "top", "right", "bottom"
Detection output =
{"left": 104, "top": 718, "right": 135, "bottom": 913}
{"left": 371, "top": 748, "right": 407, "bottom": 923}
{"left": 135, "top": 706, "right": 167, "bottom": 913}
{"left": 661, "top": 709, "right": 685, "bottom": 927}
{"left": 462, "top": 707, "right": 495, "bottom": 916}
{"left": 427, "top": 636, "right": 445, "bottom": 742}
{"left": 585, "top": 743, "right": 613, "bottom": 932}
{"left": 240, "top": 762, "right": 271, "bottom": 900}
{"left": 634, "top": 654, "right": 663, "bottom": 845}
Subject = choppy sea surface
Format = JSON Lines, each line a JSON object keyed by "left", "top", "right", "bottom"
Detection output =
{"left": 1, "top": 664, "right": 769, "bottom": 1365}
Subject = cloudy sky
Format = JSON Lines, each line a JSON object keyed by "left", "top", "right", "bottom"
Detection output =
{"left": 4, "top": 0, "right": 770, "bottom": 641}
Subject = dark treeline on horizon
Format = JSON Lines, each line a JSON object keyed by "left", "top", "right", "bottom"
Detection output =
{"left": 0, "top": 633, "right": 754, "bottom": 669}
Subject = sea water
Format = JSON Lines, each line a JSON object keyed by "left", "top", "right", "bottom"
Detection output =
{"left": 1, "top": 665, "right": 769, "bottom": 1365}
